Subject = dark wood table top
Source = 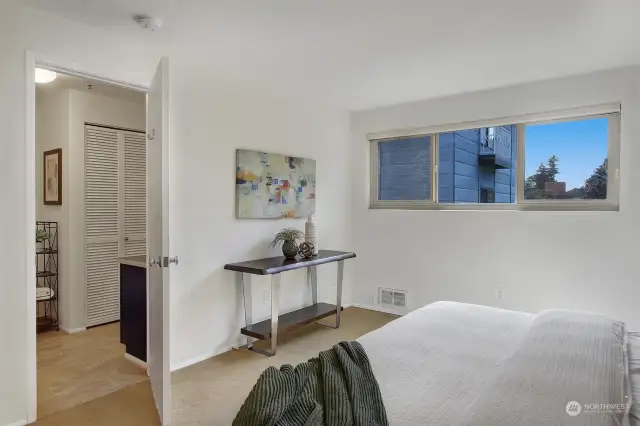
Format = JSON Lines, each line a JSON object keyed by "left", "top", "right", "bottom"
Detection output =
{"left": 224, "top": 250, "right": 355, "bottom": 275}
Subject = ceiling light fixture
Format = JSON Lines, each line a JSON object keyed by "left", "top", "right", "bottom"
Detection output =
{"left": 35, "top": 68, "right": 57, "bottom": 84}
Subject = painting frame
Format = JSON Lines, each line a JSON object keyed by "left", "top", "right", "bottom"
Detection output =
{"left": 43, "top": 148, "right": 62, "bottom": 205}
{"left": 235, "top": 149, "right": 316, "bottom": 219}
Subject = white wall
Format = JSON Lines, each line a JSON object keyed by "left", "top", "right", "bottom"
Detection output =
{"left": 350, "top": 66, "right": 640, "bottom": 329}
{"left": 169, "top": 87, "right": 352, "bottom": 369}
{"left": 36, "top": 86, "right": 145, "bottom": 331}
{"left": 36, "top": 88, "right": 69, "bottom": 221}
{"left": 1, "top": 2, "right": 351, "bottom": 425}
{"left": 35, "top": 88, "right": 70, "bottom": 325}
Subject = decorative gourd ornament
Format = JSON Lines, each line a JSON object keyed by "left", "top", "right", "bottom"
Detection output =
{"left": 298, "top": 242, "right": 315, "bottom": 259}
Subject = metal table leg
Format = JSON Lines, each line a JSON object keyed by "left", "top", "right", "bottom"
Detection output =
{"left": 270, "top": 273, "right": 281, "bottom": 355}
{"left": 239, "top": 272, "right": 254, "bottom": 349}
{"left": 308, "top": 266, "right": 318, "bottom": 305}
{"left": 335, "top": 260, "right": 343, "bottom": 328}
{"left": 315, "top": 260, "right": 344, "bottom": 329}
{"left": 247, "top": 273, "right": 281, "bottom": 357}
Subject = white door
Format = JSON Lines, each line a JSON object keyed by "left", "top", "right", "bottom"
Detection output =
{"left": 85, "top": 126, "right": 147, "bottom": 327}
{"left": 123, "top": 130, "right": 147, "bottom": 256}
{"left": 147, "top": 56, "right": 171, "bottom": 425}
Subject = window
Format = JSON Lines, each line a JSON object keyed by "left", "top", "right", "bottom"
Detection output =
{"left": 376, "top": 135, "right": 432, "bottom": 202}
{"left": 369, "top": 104, "right": 620, "bottom": 211}
{"left": 437, "top": 126, "right": 515, "bottom": 204}
{"left": 523, "top": 117, "right": 609, "bottom": 201}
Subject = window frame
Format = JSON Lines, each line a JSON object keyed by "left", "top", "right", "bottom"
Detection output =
{"left": 368, "top": 103, "right": 621, "bottom": 211}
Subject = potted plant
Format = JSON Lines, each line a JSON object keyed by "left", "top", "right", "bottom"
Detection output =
{"left": 269, "top": 228, "right": 305, "bottom": 259}
{"left": 36, "top": 228, "right": 49, "bottom": 252}
{"left": 36, "top": 229, "right": 49, "bottom": 243}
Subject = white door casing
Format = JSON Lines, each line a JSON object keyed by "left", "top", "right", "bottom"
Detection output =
{"left": 147, "top": 56, "right": 171, "bottom": 426}
{"left": 25, "top": 51, "right": 152, "bottom": 424}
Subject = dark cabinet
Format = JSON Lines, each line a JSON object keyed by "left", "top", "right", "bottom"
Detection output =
{"left": 119, "top": 261, "right": 147, "bottom": 362}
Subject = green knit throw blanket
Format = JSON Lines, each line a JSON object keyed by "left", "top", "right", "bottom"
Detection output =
{"left": 233, "top": 341, "right": 388, "bottom": 426}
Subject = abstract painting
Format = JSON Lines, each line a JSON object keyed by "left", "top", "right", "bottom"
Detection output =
{"left": 236, "top": 149, "right": 316, "bottom": 219}
{"left": 43, "top": 148, "right": 62, "bottom": 205}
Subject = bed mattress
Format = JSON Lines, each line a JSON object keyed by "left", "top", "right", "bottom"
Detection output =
{"left": 358, "top": 301, "right": 631, "bottom": 426}
{"left": 358, "top": 301, "right": 535, "bottom": 425}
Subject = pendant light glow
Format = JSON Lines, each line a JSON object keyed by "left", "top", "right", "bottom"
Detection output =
{"left": 35, "top": 68, "right": 57, "bottom": 84}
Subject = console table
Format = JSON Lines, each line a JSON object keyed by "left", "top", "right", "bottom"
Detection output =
{"left": 224, "top": 250, "right": 356, "bottom": 357}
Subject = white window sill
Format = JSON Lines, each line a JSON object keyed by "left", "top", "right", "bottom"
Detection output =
{"left": 369, "top": 201, "right": 619, "bottom": 212}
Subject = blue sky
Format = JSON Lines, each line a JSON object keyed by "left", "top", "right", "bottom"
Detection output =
{"left": 525, "top": 117, "right": 608, "bottom": 190}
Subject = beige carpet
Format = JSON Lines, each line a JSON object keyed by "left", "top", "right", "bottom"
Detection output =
{"left": 34, "top": 380, "right": 160, "bottom": 426}
{"left": 34, "top": 307, "right": 396, "bottom": 425}
{"left": 172, "top": 307, "right": 397, "bottom": 425}
{"left": 37, "top": 322, "right": 148, "bottom": 419}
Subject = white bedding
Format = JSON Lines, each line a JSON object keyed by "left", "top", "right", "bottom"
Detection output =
{"left": 459, "top": 310, "right": 628, "bottom": 426}
{"left": 358, "top": 301, "right": 535, "bottom": 425}
{"left": 358, "top": 301, "right": 630, "bottom": 426}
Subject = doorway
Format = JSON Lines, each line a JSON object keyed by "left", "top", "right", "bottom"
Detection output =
{"left": 34, "top": 71, "right": 148, "bottom": 419}
{"left": 26, "top": 56, "right": 172, "bottom": 425}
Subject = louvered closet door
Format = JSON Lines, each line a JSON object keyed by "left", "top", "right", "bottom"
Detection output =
{"left": 124, "top": 131, "right": 147, "bottom": 256}
{"left": 85, "top": 125, "right": 121, "bottom": 327}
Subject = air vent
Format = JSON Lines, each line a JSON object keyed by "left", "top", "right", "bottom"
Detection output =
{"left": 379, "top": 287, "right": 407, "bottom": 308}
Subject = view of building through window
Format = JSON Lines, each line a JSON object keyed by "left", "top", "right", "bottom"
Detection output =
{"left": 438, "top": 126, "right": 516, "bottom": 203}
{"left": 378, "top": 135, "right": 431, "bottom": 201}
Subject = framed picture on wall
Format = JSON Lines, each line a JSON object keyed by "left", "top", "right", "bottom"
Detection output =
{"left": 235, "top": 149, "right": 316, "bottom": 219}
{"left": 43, "top": 148, "right": 62, "bottom": 205}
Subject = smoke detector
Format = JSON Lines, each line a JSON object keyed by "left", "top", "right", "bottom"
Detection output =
{"left": 133, "top": 15, "right": 162, "bottom": 32}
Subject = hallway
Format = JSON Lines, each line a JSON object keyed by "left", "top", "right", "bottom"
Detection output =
{"left": 37, "top": 323, "right": 148, "bottom": 418}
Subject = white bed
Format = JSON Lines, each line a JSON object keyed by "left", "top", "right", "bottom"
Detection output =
{"left": 358, "top": 301, "right": 633, "bottom": 426}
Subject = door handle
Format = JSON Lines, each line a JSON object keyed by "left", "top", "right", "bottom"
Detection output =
{"left": 124, "top": 236, "right": 129, "bottom": 242}
{"left": 149, "top": 256, "right": 179, "bottom": 267}
{"left": 160, "top": 256, "right": 179, "bottom": 266}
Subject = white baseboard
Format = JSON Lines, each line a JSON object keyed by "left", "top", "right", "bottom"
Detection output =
{"left": 124, "top": 353, "right": 147, "bottom": 370}
{"left": 60, "top": 326, "right": 86, "bottom": 334}
{"left": 171, "top": 349, "right": 225, "bottom": 373}
{"left": 3, "top": 420, "right": 27, "bottom": 426}
{"left": 349, "top": 302, "right": 406, "bottom": 316}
